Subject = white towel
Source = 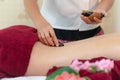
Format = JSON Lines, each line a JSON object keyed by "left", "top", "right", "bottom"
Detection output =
{"left": 1, "top": 76, "right": 46, "bottom": 80}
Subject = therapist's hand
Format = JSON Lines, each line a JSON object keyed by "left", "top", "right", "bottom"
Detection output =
{"left": 36, "top": 22, "right": 59, "bottom": 47}
{"left": 81, "top": 15, "right": 102, "bottom": 24}
{"left": 81, "top": 10, "right": 107, "bottom": 24}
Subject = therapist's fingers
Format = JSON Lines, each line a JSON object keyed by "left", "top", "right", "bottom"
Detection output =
{"left": 49, "top": 29, "right": 59, "bottom": 47}
{"left": 45, "top": 32, "right": 55, "bottom": 46}
{"left": 81, "top": 15, "right": 92, "bottom": 24}
{"left": 93, "top": 17, "right": 102, "bottom": 24}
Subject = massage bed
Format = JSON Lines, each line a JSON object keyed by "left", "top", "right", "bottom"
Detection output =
{"left": 0, "top": 25, "right": 120, "bottom": 80}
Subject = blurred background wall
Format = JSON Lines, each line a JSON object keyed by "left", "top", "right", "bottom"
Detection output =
{"left": 0, "top": 0, "right": 43, "bottom": 28}
{"left": 0, "top": 0, "right": 118, "bottom": 34}
{"left": 114, "top": 0, "right": 120, "bottom": 32}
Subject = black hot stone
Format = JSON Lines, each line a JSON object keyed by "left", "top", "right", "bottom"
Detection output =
{"left": 59, "top": 42, "right": 64, "bottom": 47}
{"left": 81, "top": 11, "right": 93, "bottom": 17}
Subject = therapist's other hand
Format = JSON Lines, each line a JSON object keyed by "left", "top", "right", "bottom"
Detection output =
{"left": 81, "top": 10, "right": 107, "bottom": 24}
{"left": 37, "top": 22, "right": 59, "bottom": 47}
{"left": 81, "top": 15, "right": 102, "bottom": 24}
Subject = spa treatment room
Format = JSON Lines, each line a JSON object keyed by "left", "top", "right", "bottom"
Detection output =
{"left": 0, "top": 0, "right": 120, "bottom": 80}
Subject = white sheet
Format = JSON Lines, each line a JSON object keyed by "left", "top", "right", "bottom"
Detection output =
{"left": 1, "top": 76, "right": 46, "bottom": 80}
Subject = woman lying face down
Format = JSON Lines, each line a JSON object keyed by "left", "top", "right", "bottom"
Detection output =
{"left": 0, "top": 25, "right": 120, "bottom": 79}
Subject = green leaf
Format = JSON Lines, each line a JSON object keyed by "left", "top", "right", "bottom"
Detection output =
{"left": 90, "top": 66, "right": 97, "bottom": 73}
{"left": 85, "top": 77, "right": 91, "bottom": 80}
{"left": 46, "top": 67, "right": 79, "bottom": 80}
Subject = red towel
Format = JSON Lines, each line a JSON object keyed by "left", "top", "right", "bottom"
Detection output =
{"left": 0, "top": 25, "right": 39, "bottom": 78}
{"left": 47, "top": 57, "right": 120, "bottom": 80}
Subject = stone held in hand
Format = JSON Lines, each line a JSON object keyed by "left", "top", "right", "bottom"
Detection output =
{"left": 81, "top": 10, "right": 105, "bottom": 22}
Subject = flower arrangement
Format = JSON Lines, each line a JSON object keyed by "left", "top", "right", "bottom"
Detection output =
{"left": 46, "top": 59, "right": 114, "bottom": 80}
{"left": 70, "top": 59, "right": 114, "bottom": 73}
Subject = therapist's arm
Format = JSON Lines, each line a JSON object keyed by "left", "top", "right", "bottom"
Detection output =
{"left": 95, "top": 0, "right": 115, "bottom": 14}
{"left": 24, "top": 0, "right": 59, "bottom": 47}
{"left": 24, "top": 0, "right": 44, "bottom": 26}
{"left": 81, "top": 0, "right": 115, "bottom": 24}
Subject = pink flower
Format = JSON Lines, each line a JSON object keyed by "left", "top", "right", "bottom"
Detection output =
{"left": 95, "top": 59, "right": 114, "bottom": 72}
{"left": 80, "top": 61, "right": 91, "bottom": 70}
{"left": 70, "top": 59, "right": 83, "bottom": 72}
{"left": 70, "top": 59, "right": 114, "bottom": 73}
{"left": 54, "top": 71, "right": 86, "bottom": 80}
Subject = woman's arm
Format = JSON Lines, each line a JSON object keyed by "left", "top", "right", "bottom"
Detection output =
{"left": 25, "top": 33, "right": 120, "bottom": 76}
{"left": 24, "top": 0, "right": 59, "bottom": 47}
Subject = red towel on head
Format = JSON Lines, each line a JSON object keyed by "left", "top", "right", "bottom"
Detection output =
{"left": 0, "top": 25, "right": 39, "bottom": 78}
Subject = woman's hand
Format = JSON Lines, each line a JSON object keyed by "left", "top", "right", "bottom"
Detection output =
{"left": 37, "top": 21, "right": 59, "bottom": 47}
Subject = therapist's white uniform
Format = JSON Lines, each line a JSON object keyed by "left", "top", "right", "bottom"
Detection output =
{"left": 40, "top": 0, "right": 102, "bottom": 41}
{"left": 40, "top": 0, "right": 100, "bottom": 31}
